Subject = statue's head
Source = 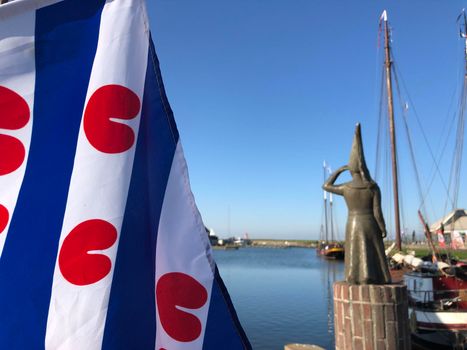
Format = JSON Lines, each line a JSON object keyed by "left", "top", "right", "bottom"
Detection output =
{"left": 348, "top": 123, "right": 374, "bottom": 184}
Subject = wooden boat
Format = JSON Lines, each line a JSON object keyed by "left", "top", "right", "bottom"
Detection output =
{"left": 406, "top": 271, "right": 467, "bottom": 349}
{"left": 380, "top": 10, "right": 467, "bottom": 348}
{"left": 391, "top": 252, "right": 467, "bottom": 348}
{"left": 319, "top": 242, "right": 345, "bottom": 259}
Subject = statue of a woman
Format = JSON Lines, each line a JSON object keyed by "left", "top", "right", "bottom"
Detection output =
{"left": 323, "top": 124, "right": 391, "bottom": 285}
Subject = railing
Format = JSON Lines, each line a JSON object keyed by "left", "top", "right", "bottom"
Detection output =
{"left": 408, "top": 288, "right": 467, "bottom": 312}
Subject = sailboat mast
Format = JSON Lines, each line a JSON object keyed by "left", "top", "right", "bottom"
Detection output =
{"left": 329, "top": 164, "right": 334, "bottom": 242}
{"left": 330, "top": 192, "right": 334, "bottom": 242}
{"left": 383, "top": 11, "right": 402, "bottom": 251}
{"left": 463, "top": 11, "right": 467, "bottom": 76}
{"left": 323, "top": 162, "right": 329, "bottom": 243}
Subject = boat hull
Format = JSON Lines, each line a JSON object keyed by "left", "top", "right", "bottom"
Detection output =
{"left": 405, "top": 272, "right": 467, "bottom": 349}
{"left": 410, "top": 308, "right": 467, "bottom": 331}
{"left": 321, "top": 247, "right": 344, "bottom": 259}
{"left": 317, "top": 243, "right": 344, "bottom": 260}
{"left": 412, "top": 330, "right": 467, "bottom": 350}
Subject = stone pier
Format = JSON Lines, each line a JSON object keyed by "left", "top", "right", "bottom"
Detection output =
{"left": 333, "top": 281, "right": 411, "bottom": 350}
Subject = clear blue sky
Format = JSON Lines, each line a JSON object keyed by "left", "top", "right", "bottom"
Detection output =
{"left": 146, "top": 0, "right": 467, "bottom": 240}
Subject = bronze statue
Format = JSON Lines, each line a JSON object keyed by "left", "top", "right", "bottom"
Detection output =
{"left": 323, "top": 124, "right": 391, "bottom": 285}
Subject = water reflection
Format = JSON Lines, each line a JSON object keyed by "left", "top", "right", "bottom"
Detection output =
{"left": 213, "top": 247, "right": 345, "bottom": 350}
{"left": 320, "top": 258, "right": 342, "bottom": 343}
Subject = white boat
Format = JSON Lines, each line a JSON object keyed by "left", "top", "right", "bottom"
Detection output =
{"left": 405, "top": 270, "right": 467, "bottom": 349}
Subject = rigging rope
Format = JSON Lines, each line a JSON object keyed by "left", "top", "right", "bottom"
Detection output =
{"left": 389, "top": 29, "right": 467, "bottom": 238}
{"left": 447, "top": 74, "right": 467, "bottom": 211}
{"left": 391, "top": 58, "right": 454, "bottom": 209}
{"left": 392, "top": 64, "right": 426, "bottom": 219}
{"left": 375, "top": 67, "right": 386, "bottom": 180}
{"left": 384, "top": 119, "right": 394, "bottom": 238}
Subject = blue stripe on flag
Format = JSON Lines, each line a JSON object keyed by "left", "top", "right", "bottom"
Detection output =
{"left": 203, "top": 266, "right": 252, "bottom": 350}
{"left": 102, "top": 35, "right": 179, "bottom": 349}
{"left": 0, "top": 1, "right": 105, "bottom": 348}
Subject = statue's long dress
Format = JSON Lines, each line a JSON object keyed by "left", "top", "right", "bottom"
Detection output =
{"left": 343, "top": 183, "right": 391, "bottom": 284}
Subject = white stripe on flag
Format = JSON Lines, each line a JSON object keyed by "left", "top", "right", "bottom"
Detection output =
{"left": 0, "top": 9, "right": 35, "bottom": 258}
{"left": 155, "top": 142, "right": 215, "bottom": 350}
{"left": 45, "top": 1, "right": 149, "bottom": 349}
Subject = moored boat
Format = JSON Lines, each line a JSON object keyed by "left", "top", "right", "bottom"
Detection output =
{"left": 379, "top": 9, "right": 467, "bottom": 348}
{"left": 390, "top": 250, "right": 467, "bottom": 348}
{"left": 318, "top": 162, "right": 344, "bottom": 260}
{"left": 318, "top": 242, "right": 345, "bottom": 259}
{"left": 405, "top": 270, "right": 467, "bottom": 349}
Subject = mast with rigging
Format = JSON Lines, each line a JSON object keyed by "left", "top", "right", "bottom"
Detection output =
{"left": 329, "top": 191, "right": 334, "bottom": 242}
{"left": 382, "top": 10, "right": 402, "bottom": 251}
{"left": 323, "top": 161, "right": 329, "bottom": 243}
{"left": 450, "top": 10, "right": 467, "bottom": 212}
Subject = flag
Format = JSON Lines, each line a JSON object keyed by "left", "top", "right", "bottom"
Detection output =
{"left": 0, "top": 0, "right": 251, "bottom": 349}
{"left": 451, "top": 231, "right": 465, "bottom": 250}
{"left": 437, "top": 229, "right": 446, "bottom": 248}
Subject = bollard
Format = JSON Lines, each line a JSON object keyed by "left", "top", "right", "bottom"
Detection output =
{"left": 334, "top": 281, "right": 411, "bottom": 350}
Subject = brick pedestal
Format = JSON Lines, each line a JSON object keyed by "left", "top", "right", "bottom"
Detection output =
{"left": 333, "top": 281, "right": 411, "bottom": 350}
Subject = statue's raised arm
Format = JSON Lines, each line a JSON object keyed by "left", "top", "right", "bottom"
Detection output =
{"left": 322, "top": 165, "right": 349, "bottom": 196}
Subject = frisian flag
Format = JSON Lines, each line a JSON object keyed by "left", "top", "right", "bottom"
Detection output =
{"left": 0, "top": 0, "right": 251, "bottom": 349}
{"left": 437, "top": 229, "right": 446, "bottom": 248}
{"left": 451, "top": 231, "right": 465, "bottom": 250}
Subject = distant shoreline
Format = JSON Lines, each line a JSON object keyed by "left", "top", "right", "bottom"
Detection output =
{"left": 211, "top": 239, "right": 319, "bottom": 249}
{"left": 213, "top": 240, "right": 467, "bottom": 260}
{"left": 250, "top": 239, "right": 316, "bottom": 248}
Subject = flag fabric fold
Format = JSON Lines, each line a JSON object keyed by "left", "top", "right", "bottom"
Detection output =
{"left": 0, "top": 0, "right": 251, "bottom": 349}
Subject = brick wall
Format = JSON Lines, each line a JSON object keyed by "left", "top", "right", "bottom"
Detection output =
{"left": 334, "top": 281, "right": 411, "bottom": 350}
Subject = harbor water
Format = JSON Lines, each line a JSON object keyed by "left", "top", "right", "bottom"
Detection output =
{"left": 213, "top": 247, "right": 344, "bottom": 350}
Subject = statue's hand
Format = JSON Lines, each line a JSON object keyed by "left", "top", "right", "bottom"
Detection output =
{"left": 381, "top": 231, "right": 387, "bottom": 238}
